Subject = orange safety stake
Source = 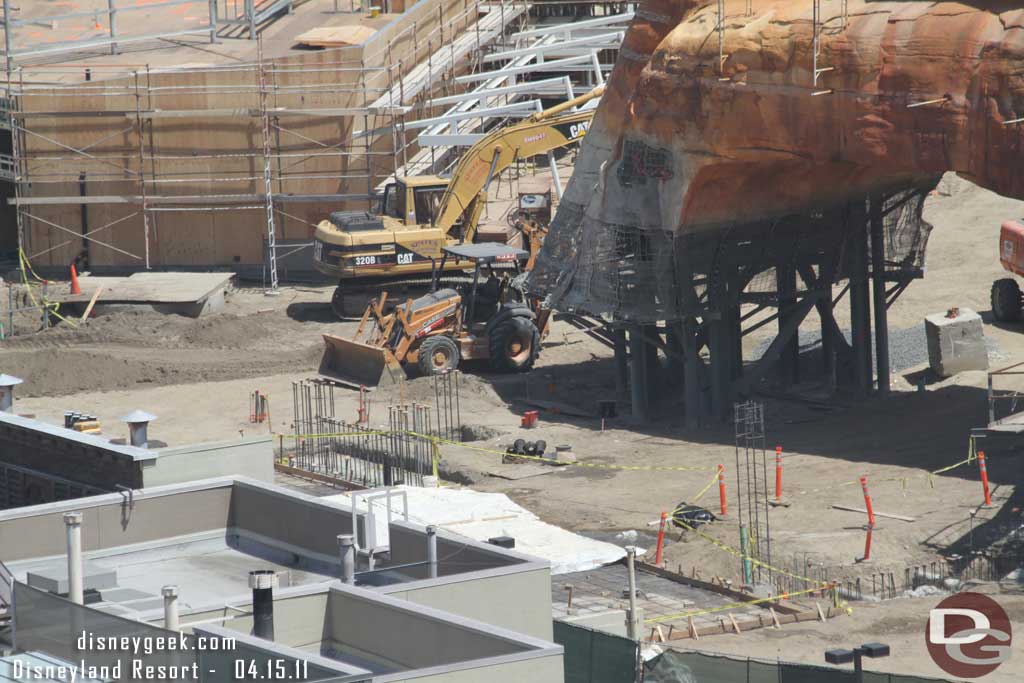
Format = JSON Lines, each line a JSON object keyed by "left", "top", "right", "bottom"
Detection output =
{"left": 862, "top": 525, "right": 873, "bottom": 562}
{"left": 860, "top": 475, "right": 875, "bottom": 528}
{"left": 859, "top": 475, "right": 875, "bottom": 563}
{"left": 654, "top": 511, "right": 668, "bottom": 565}
{"left": 775, "top": 446, "right": 783, "bottom": 501}
{"left": 718, "top": 464, "right": 728, "bottom": 516}
{"left": 978, "top": 451, "right": 993, "bottom": 507}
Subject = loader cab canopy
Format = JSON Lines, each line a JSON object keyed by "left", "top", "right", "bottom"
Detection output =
{"left": 441, "top": 243, "right": 529, "bottom": 265}
{"left": 436, "top": 244, "right": 530, "bottom": 325}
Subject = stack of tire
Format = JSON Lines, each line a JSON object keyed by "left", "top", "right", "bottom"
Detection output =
{"left": 503, "top": 438, "right": 547, "bottom": 464}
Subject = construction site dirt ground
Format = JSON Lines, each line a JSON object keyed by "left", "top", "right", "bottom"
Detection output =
{"left": 2, "top": 173, "right": 1023, "bottom": 679}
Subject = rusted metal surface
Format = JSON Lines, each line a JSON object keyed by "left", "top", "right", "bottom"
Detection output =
{"left": 531, "top": 1, "right": 1024, "bottom": 314}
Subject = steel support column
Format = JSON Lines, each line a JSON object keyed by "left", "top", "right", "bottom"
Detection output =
{"left": 613, "top": 327, "right": 628, "bottom": 400}
{"left": 629, "top": 325, "right": 650, "bottom": 421}
{"left": 643, "top": 324, "right": 660, "bottom": 406}
{"left": 818, "top": 263, "right": 837, "bottom": 388}
{"left": 870, "top": 195, "right": 890, "bottom": 394}
{"left": 848, "top": 199, "right": 873, "bottom": 393}
{"left": 708, "top": 277, "right": 734, "bottom": 419}
{"left": 684, "top": 317, "right": 702, "bottom": 428}
{"left": 777, "top": 263, "right": 799, "bottom": 385}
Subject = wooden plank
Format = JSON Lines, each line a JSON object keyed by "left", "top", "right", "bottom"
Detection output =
{"left": 296, "top": 25, "right": 378, "bottom": 48}
{"left": 80, "top": 287, "right": 103, "bottom": 321}
{"left": 831, "top": 505, "right": 916, "bottom": 522}
{"left": 639, "top": 562, "right": 802, "bottom": 615}
{"left": 274, "top": 463, "right": 366, "bottom": 491}
{"left": 728, "top": 613, "right": 742, "bottom": 634}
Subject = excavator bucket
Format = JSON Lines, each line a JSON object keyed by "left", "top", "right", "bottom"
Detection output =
{"left": 319, "top": 333, "right": 406, "bottom": 389}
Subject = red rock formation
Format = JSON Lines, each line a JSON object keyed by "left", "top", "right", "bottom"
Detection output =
{"left": 531, "top": 1, "right": 1024, "bottom": 312}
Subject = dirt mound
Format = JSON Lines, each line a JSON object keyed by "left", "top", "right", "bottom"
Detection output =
{"left": 0, "top": 285, "right": 340, "bottom": 397}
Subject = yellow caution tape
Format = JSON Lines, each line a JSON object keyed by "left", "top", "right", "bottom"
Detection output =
{"left": 18, "top": 248, "right": 78, "bottom": 329}
{"left": 689, "top": 469, "right": 720, "bottom": 504}
{"left": 669, "top": 512, "right": 827, "bottom": 588}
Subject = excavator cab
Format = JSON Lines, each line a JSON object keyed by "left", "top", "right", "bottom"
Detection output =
{"left": 379, "top": 177, "right": 449, "bottom": 226}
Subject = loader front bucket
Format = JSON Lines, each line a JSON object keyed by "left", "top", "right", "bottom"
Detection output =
{"left": 319, "top": 333, "right": 406, "bottom": 389}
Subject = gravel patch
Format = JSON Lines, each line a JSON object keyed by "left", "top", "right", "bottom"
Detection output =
{"left": 753, "top": 324, "right": 1004, "bottom": 373}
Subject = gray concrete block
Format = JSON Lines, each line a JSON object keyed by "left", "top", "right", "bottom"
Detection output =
{"left": 925, "top": 308, "right": 989, "bottom": 377}
{"left": 26, "top": 561, "right": 117, "bottom": 595}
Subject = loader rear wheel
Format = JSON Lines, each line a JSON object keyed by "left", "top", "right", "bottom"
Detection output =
{"left": 489, "top": 316, "right": 540, "bottom": 373}
{"left": 991, "top": 278, "right": 1022, "bottom": 322}
{"left": 418, "top": 336, "right": 460, "bottom": 376}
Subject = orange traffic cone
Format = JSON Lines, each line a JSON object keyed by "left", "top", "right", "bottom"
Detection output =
{"left": 70, "top": 265, "right": 81, "bottom": 295}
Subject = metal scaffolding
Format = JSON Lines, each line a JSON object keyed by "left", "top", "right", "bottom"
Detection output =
{"left": 2, "top": 1, "right": 628, "bottom": 289}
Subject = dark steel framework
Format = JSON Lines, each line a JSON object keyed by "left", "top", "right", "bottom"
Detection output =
{"left": 597, "top": 179, "right": 941, "bottom": 423}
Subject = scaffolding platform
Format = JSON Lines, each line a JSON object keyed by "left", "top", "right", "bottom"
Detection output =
{"left": 53, "top": 272, "right": 235, "bottom": 317}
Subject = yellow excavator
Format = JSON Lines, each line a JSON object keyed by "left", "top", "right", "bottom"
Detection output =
{"left": 312, "top": 85, "right": 604, "bottom": 317}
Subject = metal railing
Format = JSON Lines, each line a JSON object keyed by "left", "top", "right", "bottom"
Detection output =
{"left": 1, "top": 0, "right": 219, "bottom": 68}
{"left": 986, "top": 361, "right": 1024, "bottom": 426}
{"left": 0, "top": 559, "right": 12, "bottom": 616}
{"left": 220, "top": 0, "right": 294, "bottom": 39}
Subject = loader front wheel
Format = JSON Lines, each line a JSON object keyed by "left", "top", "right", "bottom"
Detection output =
{"left": 992, "top": 278, "right": 1022, "bottom": 322}
{"left": 489, "top": 316, "right": 540, "bottom": 373}
{"left": 418, "top": 336, "right": 460, "bottom": 376}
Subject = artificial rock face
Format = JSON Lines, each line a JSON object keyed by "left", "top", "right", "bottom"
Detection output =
{"left": 529, "top": 0, "right": 1024, "bottom": 318}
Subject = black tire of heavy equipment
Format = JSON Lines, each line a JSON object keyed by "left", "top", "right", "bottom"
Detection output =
{"left": 991, "top": 278, "right": 1022, "bottom": 322}
{"left": 417, "top": 335, "right": 460, "bottom": 377}
{"left": 489, "top": 316, "right": 540, "bottom": 373}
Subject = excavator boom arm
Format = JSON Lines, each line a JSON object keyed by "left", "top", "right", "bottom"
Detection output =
{"left": 432, "top": 86, "right": 604, "bottom": 240}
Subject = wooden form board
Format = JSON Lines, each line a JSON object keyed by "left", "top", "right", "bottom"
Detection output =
{"left": 53, "top": 272, "right": 236, "bottom": 304}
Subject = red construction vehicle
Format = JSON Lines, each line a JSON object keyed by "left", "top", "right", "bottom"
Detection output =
{"left": 992, "top": 220, "right": 1024, "bottom": 322}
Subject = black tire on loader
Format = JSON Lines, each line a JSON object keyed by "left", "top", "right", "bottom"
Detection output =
{"left": 331, "top": 284, "right": 350, "bottom": 320}
{"left": 991, "top": 278, "right": 1022, "bottom": 322}
{"left": 489, "top": 316, "right": 540, "bottom": 373}
{"left": 417, "top": 335, "right": 460, "bottom": 376}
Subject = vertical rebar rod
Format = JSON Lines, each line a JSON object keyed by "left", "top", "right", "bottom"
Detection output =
{"left": 454, "top": 370, "right": 461, "bottom": 441}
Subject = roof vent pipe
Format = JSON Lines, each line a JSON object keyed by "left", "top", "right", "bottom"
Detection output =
{"left": 338, "top": 535, "right": 355, "bottom": 584}
{"left": 120, "top": 410, "right": 157, "bottom": 448}
{"left": 426, "top": 525, "right": 438, "bottom": 579}
{"left": 248, "top": 570, "right": 277, "bottom": 641}
{"left": 64, "top": 512, "right": 84, "bottom": 605}
{"left": 162, "top": 586, "right": 180, "bottom": 631}
{"left": 0, "top": 374, "right": 24, "bottom": 413}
